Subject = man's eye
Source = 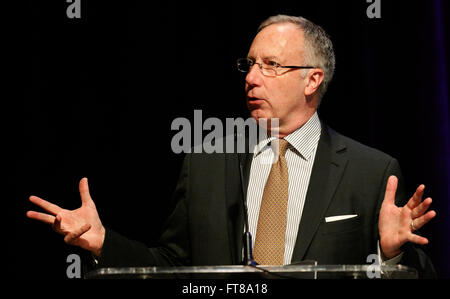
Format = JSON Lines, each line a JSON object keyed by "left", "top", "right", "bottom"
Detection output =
{"left": 267, "top": 61, "right": 280, "bottom": 67}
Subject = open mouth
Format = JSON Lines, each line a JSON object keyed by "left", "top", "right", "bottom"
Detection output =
{"left": 247, "top": 97, "right": 265, "bottom": 103}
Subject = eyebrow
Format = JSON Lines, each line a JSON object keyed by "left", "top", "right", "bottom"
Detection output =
{"left": 263, "top": 55, "right": 280, "bottom": 61}
{"left": 247, "top": 55, "right": 281, "bottom": 62}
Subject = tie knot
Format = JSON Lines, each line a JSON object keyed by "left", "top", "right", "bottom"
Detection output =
{"left": 272, "top": 138, "right": 289, "bottom": 157}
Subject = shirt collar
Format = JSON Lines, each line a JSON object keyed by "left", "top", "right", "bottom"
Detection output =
{"left": 254, "top": 112, "right": 322, "bottom": 161}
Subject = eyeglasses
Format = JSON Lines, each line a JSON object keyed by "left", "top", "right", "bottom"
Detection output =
{"left": 236, "top": 58, "right": 315, "bottom": 77}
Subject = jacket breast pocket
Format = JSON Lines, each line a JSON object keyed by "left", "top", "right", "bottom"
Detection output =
{"left": 321, "top": 216, "right": 362, "bottom": 235}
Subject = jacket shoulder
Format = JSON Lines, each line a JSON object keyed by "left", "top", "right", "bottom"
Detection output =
{"left": 325, "top": 125, "right": 396, "bottom": 164}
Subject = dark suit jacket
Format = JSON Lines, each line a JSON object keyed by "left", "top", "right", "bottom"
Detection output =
{"left": 96, "top": 124, "right": 436, "bottom": 278}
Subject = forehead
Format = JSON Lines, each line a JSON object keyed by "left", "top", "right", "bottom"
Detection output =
{"left": 248, "top": 23, "right": 305, "bottom": 62}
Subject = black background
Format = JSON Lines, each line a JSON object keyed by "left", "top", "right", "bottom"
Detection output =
{"left": 9, "top": 0, "right": 450, "bottom": 279}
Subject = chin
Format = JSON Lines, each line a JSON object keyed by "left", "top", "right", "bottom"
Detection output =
{"left": 249, "top": 108, "right": 271, "bottom": 121}
{"left": 250, "top": 110, "right": 277, "bottom": 132}
{"left": 250, "top": 110, "right": 266, "bottom": 122}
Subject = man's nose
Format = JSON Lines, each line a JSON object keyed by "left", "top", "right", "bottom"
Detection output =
{"left": 245, "top": 64, "right": 263, "bottom": 87}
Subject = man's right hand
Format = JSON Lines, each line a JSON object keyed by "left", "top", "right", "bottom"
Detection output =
{"left": 26, "top": 178, "right": 105, "bottom": 257}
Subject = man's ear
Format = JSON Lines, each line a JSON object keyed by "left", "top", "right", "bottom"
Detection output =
{"left": 304, "top": 69, "right": 324, "bottom": 96}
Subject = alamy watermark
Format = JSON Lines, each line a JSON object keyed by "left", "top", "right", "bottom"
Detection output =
{"left": 66, "top": 0, "right": 81, "bottom": 19}
{"left": 66, "top": 253, "right": 81, "bottom": 278}
{"left": 171, "top": 110, "right": 279, "bottom": 158}
{"left": 366, "top": 0, "right": 381, "bottom": 19}
{"left": 366, "top": 254, "right": 382, "bottom": 278}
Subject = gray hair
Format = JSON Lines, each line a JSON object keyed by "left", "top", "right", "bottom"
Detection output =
{"left": 258, "top": 15, "right": 335, "bottom": 102}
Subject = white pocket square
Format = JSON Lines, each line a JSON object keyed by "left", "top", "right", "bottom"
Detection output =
{"left": 325, "top": 214, "right": 358, "bottom": 223}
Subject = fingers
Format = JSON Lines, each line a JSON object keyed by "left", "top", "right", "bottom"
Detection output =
{"left": 408, "top": 233, "right": 429, "bottom": 245}
{"left": 52, "top": 214, "right": 62, "bottom": 232}
{"left": 411, "top": 197, "right": 433, "bottom": 219}
{"left": 26, "top": 211, "right": 55, "bottom": 224}
{"left": 408, "top": 209, "right": 436, "bottom": 246}
{"left": 29, "top": 196, "right": 63, "bottom": 215}
{"left": 30, "top": 178, "right": 95, "bottom": 212}
{"left": 64, "top": 223, "right": 91, "bottom": 245}
{"left": 383, "top": 175, "right": 398, "bottom": 206}
{"left": 79, "top": 178, "right": 95, "bottom": 207}
{"left": 406, "top": 184, "right": 425, "bottom": 209}
{"left": 27, "top": 210, "right": 92, "bottom": 246}
{"left": 412, "top": 210, "right": 437, "bottom": 231}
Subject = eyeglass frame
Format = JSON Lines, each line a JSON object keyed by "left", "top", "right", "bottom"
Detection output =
{"left": 236, "top": 57, "right": 316, "bottom": 77}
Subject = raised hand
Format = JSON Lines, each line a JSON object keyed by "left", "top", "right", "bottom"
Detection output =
{"left": 379, "top": 176, "right": 436, "bottom": 259}
{"left": 26, "top": 178, "right": 105, "bottom": 256}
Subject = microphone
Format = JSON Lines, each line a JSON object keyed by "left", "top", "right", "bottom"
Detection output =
{"left": 238, "top": 156, "right": 258, "bottom": 266}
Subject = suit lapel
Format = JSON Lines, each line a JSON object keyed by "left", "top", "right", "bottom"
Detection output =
{"left": 291, "top": 125, "right": 348, "bottom": 263}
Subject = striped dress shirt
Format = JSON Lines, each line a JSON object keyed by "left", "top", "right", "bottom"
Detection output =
{"left": 247, "top": 112, "right": 321, "bottom": 265}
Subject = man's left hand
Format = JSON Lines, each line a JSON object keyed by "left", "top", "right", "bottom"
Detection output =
{"left": 379, "top": 175, "right": 436, "bottom": 259}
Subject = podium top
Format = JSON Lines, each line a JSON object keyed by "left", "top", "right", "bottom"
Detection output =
{"left": 85, "top": 264, "right": 418, "bottom": 279}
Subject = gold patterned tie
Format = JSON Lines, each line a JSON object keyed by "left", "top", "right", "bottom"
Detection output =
{"left": 253, "top": 138, "right": 290, "bottom": 265}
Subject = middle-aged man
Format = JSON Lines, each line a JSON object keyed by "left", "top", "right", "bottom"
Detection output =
{"left": 27, "top": 15, "right": 437, "bottom": 277}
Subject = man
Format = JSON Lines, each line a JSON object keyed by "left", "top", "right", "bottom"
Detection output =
{"left": 27, "top": 15, "right": 436, "bottom": 277}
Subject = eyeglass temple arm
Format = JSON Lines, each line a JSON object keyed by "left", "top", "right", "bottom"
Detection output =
{"left": 280, "top": 66, "right": 315, "bottom": 69}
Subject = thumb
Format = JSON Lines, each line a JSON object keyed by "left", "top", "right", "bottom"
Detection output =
{"left": 79, "top": 177, "right": 95, "bottom": 207}
{"left": 383, "top": 175, "right": 398, "bottom": 206}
